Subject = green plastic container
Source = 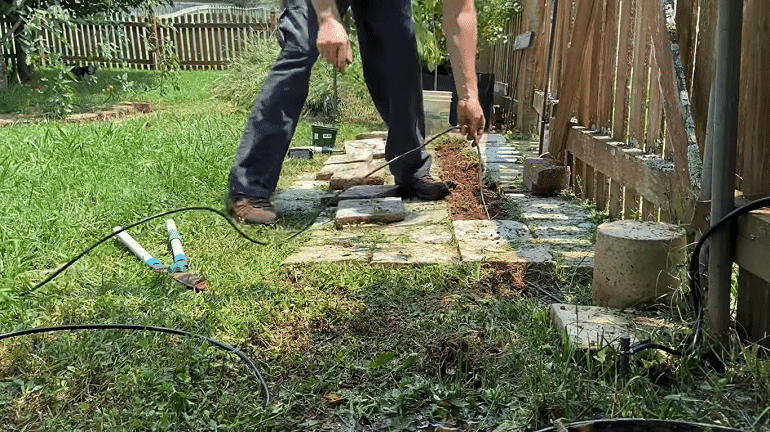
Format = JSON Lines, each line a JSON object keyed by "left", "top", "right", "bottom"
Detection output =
{"left": 312, "top": 125, "right": 338, "bottom": 148}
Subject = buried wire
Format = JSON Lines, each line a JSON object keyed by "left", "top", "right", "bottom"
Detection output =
{"left": 286, "top": 126, "right": 459, "bottom": 241}
{"left": 475, "top": 143, "right": 490, "bottom": 220}
{"left": 20, "top": 207, "right": 268, "bottom": 297}
{"left": 0, "top": 324, "right": 270, "bottom": 407}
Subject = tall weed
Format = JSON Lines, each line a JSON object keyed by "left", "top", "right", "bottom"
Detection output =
{"left": 211, "top": 36, "right": 379, "bottom": 124}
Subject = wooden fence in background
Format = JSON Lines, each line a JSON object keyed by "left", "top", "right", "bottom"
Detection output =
{"left": 487, "top": 0, "right": 699, "bottom": 224}
{"left": 487, "top": 0, "right": 770, "bottom": 346}
{"left": 489, "top": 0, "right": 769, "bottom": 223}
{"left": 1, "top": 11, "right": 277, "bottom": 71}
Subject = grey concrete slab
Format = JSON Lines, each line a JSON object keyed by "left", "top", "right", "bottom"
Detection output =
{"left": 371, "top": 243, "right": 461, "bottom": 265}
{"left": 329, "top": 161, "right": 387, "bottom": 190}
{"left": 390, "top": 201, "right": 452, "bottom": 227}
{"left": 453, "top": 220, "right": 554, "bottom": 267}
{"left": 345, "top": 138, "right": 386, "bottom": 159}
{"left": 335, "top": 197, "right": 406, "bottom": 227}
{"left": 273, "top": 188, "right": 335, "bottom": 214}
{"left": 325, "top": 153, "right": 372, "bottom": 165}
{"left": 518, "top": 198, "right": 595, "bottom": 225}
{"left": 381, "top": 223, "right": 454, "bottom": 244}
{"left": 453, "top": 220, "right": 532, "bottom": 243}
{"left": 317, "top": 160, "right": 384, "bottom": 184}
{"left": 335, "top": 185, "right": 400, "bottom": 201}
{"left": 483, "top": 147, "right": 524, "bottom": 164}
{"left": 282, "top": 245, "right": 371, "bottom": 265}
{"left": 549, "top": 303, "right": 676, "bottom": 350}
{"left": 300, "top": 229, "right": 373, "bottom": 247}
{"left": 554, "top": 250, "right": 595, "bottom": 275}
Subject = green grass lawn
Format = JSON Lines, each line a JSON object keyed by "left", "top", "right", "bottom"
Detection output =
{"left": 1, "top": 70, "right": 770, "bottom": 431}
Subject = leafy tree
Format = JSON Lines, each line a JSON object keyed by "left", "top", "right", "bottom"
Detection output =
{"left": 411, "top": 0, "right": 522, "bottom": 72}
{"left": 1, "top": 0, "right": 172, "bottom": 85}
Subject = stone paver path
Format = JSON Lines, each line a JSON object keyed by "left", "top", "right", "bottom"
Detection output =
{"left": 276, "top": 132, "right": 675, "bottom": 349}
{"left": 279, "top": 133, "right": 596, "bottom": 278}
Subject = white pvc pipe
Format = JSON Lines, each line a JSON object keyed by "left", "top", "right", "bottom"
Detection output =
{"left": 113, "top": 226, "right": 160, "bottom": 269}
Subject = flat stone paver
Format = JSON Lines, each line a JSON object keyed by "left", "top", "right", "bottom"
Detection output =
{"left": 282, "top": 244, "right": 372, "bottom": 265}
{"left": 283, "top": 199, "right": 460, "bottom": 265}
{"left": 549, "top": 303, "right": 678, "bottom": 350}
{"left": 324, "top": 153, "right": 372, "bottom": 165}
{"left": 282, "top": 133, "right": 596, "bottom": 282}
{"left": 273, "top": 181, "right": 335, "bottom": 214}
{"left": 345, "top": 138, "right": 386, "bottom": 159}
{"left": 333, "top": 185, "right": 400, "bottom": 203}
{"left": 371, "top": 243, "right": 461, "bottom": 265}
{"left": 453, "top": 220, "right": 554, "bottom": 269}
{"left": 335, "top": 197, "right": 406, "bottom": 227}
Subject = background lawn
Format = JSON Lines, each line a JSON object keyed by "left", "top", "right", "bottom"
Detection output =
{"left": 1, "top": 67, "right": 769, "bottom": 431}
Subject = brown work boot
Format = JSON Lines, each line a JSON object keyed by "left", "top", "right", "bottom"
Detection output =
{"left": 399, "top": 175, "right": 451, "bottom": 200}
{"left": 229, "top": 196, "right": 278, "bottom": 225}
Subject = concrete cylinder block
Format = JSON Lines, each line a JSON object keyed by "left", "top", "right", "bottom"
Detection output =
{"left": 592, "top": 220, "right": 687, "bottom": 309}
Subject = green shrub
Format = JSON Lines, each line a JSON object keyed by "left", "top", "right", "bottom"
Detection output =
{"left": 211, "top": 36, "right": 379, "bottom": 124}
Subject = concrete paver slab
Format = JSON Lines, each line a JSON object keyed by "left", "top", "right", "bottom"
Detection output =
{"left": 335, "top": 197, "right": 406, "bottom": 227}
{"left": 371, "top": 243, "right": 461, "bottom": 264}
{"left": 335, "top": 185, "right": 400, "bottom": 201}
{"left": 290, "top": 180, "right": 330, "bottom": 190}
{"left": 381, "top": 223, "right": 454, "bottom": 244}
{"left": 273, "top": 188, "right": 335, "bottom": 214}
{"left": 329, "top": 161, "right": 387, "bottom": 190}
{"left": 325, "top": 153, "right": 372, "bottom": 165}
{"left": 453, "top": 220, "right": 554, "bottom": 268}
{"left": 345, "top": 138, "right": 386, "bottom": 159}
{"left": 282, "top": 245, "right": 371, "bottom": 265}
{"left": 549, "top": 303, "right": 676, "bottom": 350}
{"left": 554, "top": 250, "right": 595, "bottom": 275}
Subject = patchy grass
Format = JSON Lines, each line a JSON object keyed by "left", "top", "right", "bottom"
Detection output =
{"left": 1, "top": 71, "right": 769, "bottom": 432}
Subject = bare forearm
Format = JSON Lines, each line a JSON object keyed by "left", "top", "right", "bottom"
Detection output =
{"left": 443, "top": 0, "right": 478, "bottom": 102}
{"left": 310, "top": 0, "right": 341, "bottom": 23}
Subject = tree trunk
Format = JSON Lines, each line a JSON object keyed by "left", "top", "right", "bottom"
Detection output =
{"left": 13, "top": 19, "right": 35, "bottom": 83}
{"left": 1, "top": 50, "right": 8, "bottom": 92}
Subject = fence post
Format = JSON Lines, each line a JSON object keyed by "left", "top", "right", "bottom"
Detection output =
{"left": 151, "top": 13, "right": 161, "bottom": 69}
{"left": 268, "top": 10, "right": 278, "bottom": 38}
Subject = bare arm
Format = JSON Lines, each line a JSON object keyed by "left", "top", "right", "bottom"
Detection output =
{"left": 443, "top": 0, "right": 485, "bottom": 142}
{"left": 310, "top": 0, "right": 352, "bottom": 71}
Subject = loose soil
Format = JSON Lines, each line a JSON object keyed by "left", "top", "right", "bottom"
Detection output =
{"left": 435, "top": 138, "right": 507, "bottom": 221}
{"left": 435, "top": 138, "right": 562, "bottom": 299}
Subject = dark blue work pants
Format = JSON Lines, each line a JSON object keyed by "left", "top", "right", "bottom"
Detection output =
{"left": 229, "top": 0, "right": 431, "bottom": 200}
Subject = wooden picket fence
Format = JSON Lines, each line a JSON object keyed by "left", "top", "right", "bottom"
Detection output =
{"left": 489, "top": 0, "right": 699, "bottom": 224}
{"left": 1, "top": 10, "right": 277, "bottom": 71}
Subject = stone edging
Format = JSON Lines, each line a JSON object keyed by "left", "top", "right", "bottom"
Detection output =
{"left": 0, "top": 102, "right": 153, "bottom": 127}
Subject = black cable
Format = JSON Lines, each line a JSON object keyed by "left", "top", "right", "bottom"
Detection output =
{"left": 362, "top": 126, "right": 458, "bottom": 179}
{"left": 627, "top": 340, "right": 682, "bottom": 357}
{"left": 688, "top": 196, "right": 770, "bottom": 350}
{"left": 0, "top": 324, "right": 270, "bottom": 407}
{"left": 21, "top": 129, "right": 463, "bottom": 293}
{"left": 622, "top": 196, "right": 770, "bottom": 359}
{"left": 20, "top": 207, "right": 267, "bottom": 297}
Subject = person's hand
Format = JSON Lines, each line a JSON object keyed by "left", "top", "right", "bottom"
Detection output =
{"left": 316, "top": 16, "right": 352, "bottom": 71}
{"left": 457, "top": 97, "right": 485, "bottom": 144}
